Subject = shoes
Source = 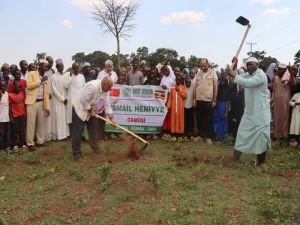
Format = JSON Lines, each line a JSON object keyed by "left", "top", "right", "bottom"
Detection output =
{"left": 22, "top": 145, "right": 28, "bottom": 151}
{"left": 152, "top": 135, "right": 159, "bottom": 140}
{"left": 28, "top": 145, "right": 36, "bottom": 152}
{"left": 73, "top": 154, "right": 81, "bottom": 161}
{"left": 193, "top": 136, "right": 202, "bottom": 142}
{"left": 4, "top": 147, "right": 13, "bottom": 154}
{"left": 13, "top": 146, "right": 19, "bottom": 153}
{"left": 206, "top": 139, "right": 213, "bottom": 145}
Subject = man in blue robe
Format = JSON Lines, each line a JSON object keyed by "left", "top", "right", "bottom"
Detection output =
{"left": 227, "top": 57, "right": 271, "bottom": 170}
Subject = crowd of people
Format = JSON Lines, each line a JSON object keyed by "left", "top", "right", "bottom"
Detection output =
{"left": 0, "top": 55, "right": 300, "bottom": 160}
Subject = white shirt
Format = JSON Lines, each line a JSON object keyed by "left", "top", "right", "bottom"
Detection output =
{"left": 160, "top": 75, "right": 175, "bottom": 90}
{"left": 184, "top": 85, "right": 194, "bottom": 109}
{"left": 72, "top": 79, "right": 113, "bottom": 121}
{"left": 21, "top": 71, "right": 28, "bottom": 80}
{"left": 97, "top": 70, "right": 118, "bottom": 83}
{"left": 0, "top": 92, "right": 10, "bottom": 122}
{"left": 36, "top": 75, "right": 46, "bottom": 100}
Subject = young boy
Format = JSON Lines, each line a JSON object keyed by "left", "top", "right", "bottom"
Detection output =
{"left": 184, "top": 77, "right": 195, "bottom": 139}
{"left": 0, "top": 80, "right": 11, "bottom": 152}
{"left": 167, "top": 76, "right": 186, "bottom": 140}
{"left": 8, "top": 69, "right": 26, "bottom": 93}
{"left": 9, "top": 80, "right": 27, "bottom": 151}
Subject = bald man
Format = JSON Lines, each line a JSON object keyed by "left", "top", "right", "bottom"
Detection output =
{"left": 71, "top": 77, "right": 116, "bottom": 160}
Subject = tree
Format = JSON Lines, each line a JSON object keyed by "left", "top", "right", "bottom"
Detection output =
{"left": 247, "top": 50, "right": 266, "bottom": 62}
{"left": 72, "top": 52, "right": 86, "bottom": 65}
{"left": 136, "top": 46, "right": 149, "bottom": 61}
{"left": 93, "top": 0, "right": 139, "bottom": 69}
{"left": 34, "top": 52, "right": 47, "bottom": 66}
{"left": 294, "top": 50, "right": 300, "bottom": 64}
{"left": 85, "top": 51, "right": 110, "bottom": 68}
{"left": 187, "top": 55, "right": 200, "bottom": 68}
{"left": 111, "top": 53, "right": 130, "bottom": 67}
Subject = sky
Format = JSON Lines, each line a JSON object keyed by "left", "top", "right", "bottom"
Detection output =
{"left": 0, "top": 0, "right": 299, "bottom": 68}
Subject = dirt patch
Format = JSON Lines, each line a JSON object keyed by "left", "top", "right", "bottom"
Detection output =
{"left": 171, "top": 155, "right": 226, "bottom": 167}
{"left": 213, "top": 175, "right": 236, "bottom": 188}
{"left": 282, "top": 170, "right": 299, "bottom": 179}
{"left": 226, "top": 207, "right": 243, "bottom": 219}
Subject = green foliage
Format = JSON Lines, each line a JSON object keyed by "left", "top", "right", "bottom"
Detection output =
{"left": 0, "top": 141, "right": 299, "bottom": 225}
{"left": 96, "top": 162, "right": 112, "bottom": 192}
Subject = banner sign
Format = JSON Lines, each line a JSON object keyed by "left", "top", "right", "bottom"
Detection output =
{"left": 105, "top": 85, "right": 168, "bottom": 134}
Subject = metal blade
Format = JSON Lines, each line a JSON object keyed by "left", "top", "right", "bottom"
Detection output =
{"left": 236, "top": 16, "right": 250, "bottom": 26}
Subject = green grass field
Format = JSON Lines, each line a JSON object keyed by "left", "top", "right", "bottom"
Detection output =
{"left": 0, "top": 139, "right": 299, "bottom": 225}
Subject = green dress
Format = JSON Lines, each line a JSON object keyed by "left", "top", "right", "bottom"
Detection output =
{"left": 234, "top": 69, "right": 271, "bottom": 154}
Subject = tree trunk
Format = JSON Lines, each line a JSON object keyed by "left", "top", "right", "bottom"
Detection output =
{"left": 116, "top": 36, "right": 121, "bottom": 69}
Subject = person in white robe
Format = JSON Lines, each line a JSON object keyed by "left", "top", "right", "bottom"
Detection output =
{"left": 51, "top": 59, "right": 69, "bottom": 140}
{"left": 97, "top": 60, "right": 118, "bottom": 83}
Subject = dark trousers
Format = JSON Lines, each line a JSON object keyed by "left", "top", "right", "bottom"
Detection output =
{"left": 98, "top": 112, "right": 106, "bottom": 141}
{"left": 196, "top": 101, "right": 214, "bottom": 139}
{"left": 184, "top": 107, "right": 194, "bottom": 136}
{"left": 0, "top": 122, "right": 10, "bottom": 150}
{"left": 71, "top": 108, "right": 100, "bottom": 156}
{"left": 12, "top": 116, "right": 26, "bottom": 147}
{"left": 233, "top": 150, "right": 267, "bottom": 165}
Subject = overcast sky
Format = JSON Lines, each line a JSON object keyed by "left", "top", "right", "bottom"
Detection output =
{"left": 0, "top": 0, "right": 299, "bottom": 68}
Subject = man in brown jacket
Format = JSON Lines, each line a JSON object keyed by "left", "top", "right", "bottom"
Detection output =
{"left": 25, "top": 60, "right": 50, "bottom": 150}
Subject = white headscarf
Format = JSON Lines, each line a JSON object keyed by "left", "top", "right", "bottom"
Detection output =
{"left": 266, "top": 63, "right": 276, "bottom": 81}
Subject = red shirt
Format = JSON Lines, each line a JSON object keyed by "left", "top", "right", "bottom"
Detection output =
{"left": 8, "top": 92, "right": 26, "bottom": 118}
{"left": 7, "top": 79, "right": 26, "bottom": 93}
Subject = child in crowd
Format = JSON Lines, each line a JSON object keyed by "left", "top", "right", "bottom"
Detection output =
{"left": 8, "top": 69, "right": 26, "bottom": 93}
{"left": 9, "top": 80, "right": 27, "bottom": 151}
{"left": 289, "top": 91, "right": 300, "bottom": 147}
{"left": 116, "top": 67, "right": 128, "bottom": 85}
{"left": 167, "top": 76, "right": 186, "bottom": 140}
{"left": 0, "top": 80, "right": 11, "bottom": 152}
{"left": 213, "top": 74, "right": 232, "bottom": 142}
{"left": 144, "top": 68, "right": 160, "bottom": 86}
{"left": 184, "top": 77, "right": 194, "bottom": 139}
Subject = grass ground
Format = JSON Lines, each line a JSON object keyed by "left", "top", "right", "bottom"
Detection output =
{"left": 0, "top": 138, "right": 299, "bottom": 225}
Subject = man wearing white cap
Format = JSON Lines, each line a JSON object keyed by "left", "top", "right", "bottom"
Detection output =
{"left": 97, "top": 60, "right": 118, "bottom": 83}
{"left": 227, "top": 57, "right": 271, "bottom": 170}
{"left": 51, "top": 59, "right": 69, "bottom": 140}
{"left": 271, "top": 62, "right": 296, "bottom": 139}
{"left": 82, "top": 62, "right": 95, "bottom": 83}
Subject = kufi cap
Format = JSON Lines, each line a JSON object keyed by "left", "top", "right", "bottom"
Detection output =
{"left": 55, "top": 58, "right": 63, "bottom": 65}
{"left": 246, "top": 57, "right": 259, "bottom": 64}
{"left": 39, "top": 59, "right": 49, "bottom": 65}
{"left": 105, "top": 60, "right": 113, "bottom": 66}
{"left": 83, "top": 62, "right": 91, "bottom": 67}
{"left": 278, "top": 63, "right": 287, "bottom": 69}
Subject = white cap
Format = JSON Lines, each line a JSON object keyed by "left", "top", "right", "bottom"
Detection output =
{"left": 83, "top": 62, "right": 91, "bottom": 67}
{"left": 105, "top": 60, "right": 113, "bottom": 66}
{"left": 246, "top": 57, "right": 259, "bottom": 64}
{"left": 55, "top": 58, "right": 63, "bottom": 65}
{"left": 278, "top": 63, "right": 287, "bottom": 69}
{"left": 141, "top": 60, "right": 146, "bottom": 65}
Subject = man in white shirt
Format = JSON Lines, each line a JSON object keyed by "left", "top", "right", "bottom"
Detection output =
{"left": 64, "top": 63, "right": 85, "bottom": 130}
{"left": 97, "top": 60, "right": 118, "bottom": 83}
{"left": 71, "top": 76, "right": 116, "bottom": 160}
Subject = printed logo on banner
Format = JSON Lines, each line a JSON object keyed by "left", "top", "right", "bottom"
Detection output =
{"left": 110, "top": 88, "right": 120, "bottom": 97}
{"left": 122, "top": 88, "right": 131, "bottom": 97}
